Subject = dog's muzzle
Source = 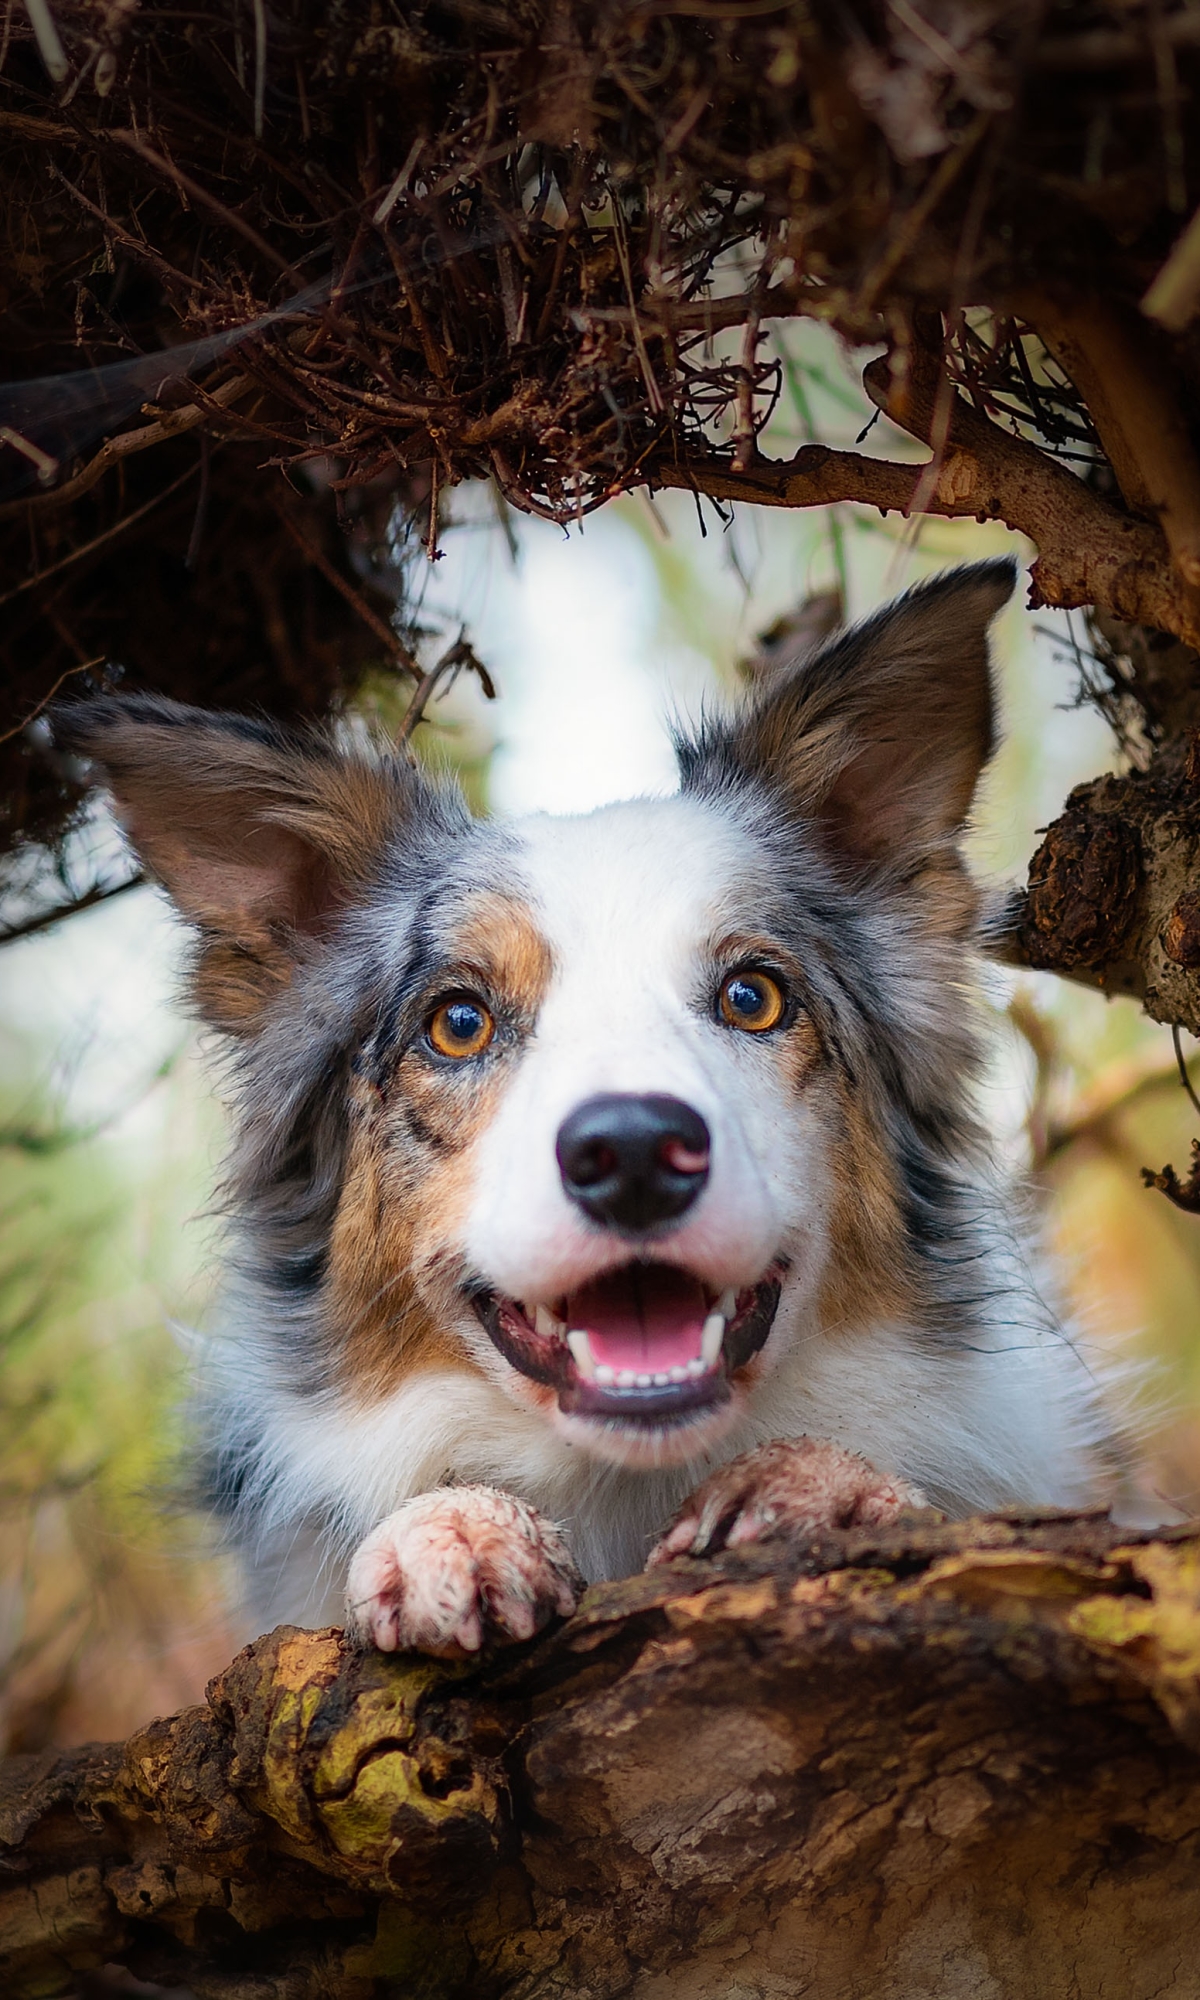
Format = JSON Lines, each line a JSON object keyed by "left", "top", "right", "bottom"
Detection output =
{"left": 469, "top": 1260, "right": 783, "bottom": 1430}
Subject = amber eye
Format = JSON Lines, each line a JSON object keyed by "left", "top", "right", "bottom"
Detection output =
{"left": 719, "top": 969, "right": 785, "bottom": 1034}
{"left": 427, "top": 996, "right": 495, "bottom": 1060}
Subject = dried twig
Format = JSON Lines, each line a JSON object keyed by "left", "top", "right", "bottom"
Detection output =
{"left": 1142, "top": 1141, "right": 1200, "bottom": 1214}
{"left": 276, "top": 509, "right": 421, "bottom": 680}
{"left": 0, "top": 870, "right": 143, "bottom": 945}
{"left": 0, "top": 655, "right": 101, "bottom": 744}
{"left": 395, "top": 631, "right": 496, "bottom": 755}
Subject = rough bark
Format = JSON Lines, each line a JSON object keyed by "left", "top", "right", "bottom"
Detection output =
{"left": 991, "top": 612, "right": 1200, "bottom": 1031}
{"left": 5, "top": 1513, "right": 1200, "bottom": 2000}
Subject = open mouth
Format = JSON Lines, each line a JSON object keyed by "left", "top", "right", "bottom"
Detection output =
{"left": 470, "top": 1261, "right": 783, "bottom": 1426}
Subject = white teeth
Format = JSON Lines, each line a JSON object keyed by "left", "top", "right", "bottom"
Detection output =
{"left": 536, "top": 1304, "right": 564, "bottom": 1341}
{"left": 652, "top": 1371, "right": 670, "bottom": 1386}
{"left": 668, "top": 1365, "right": 688, "bottom": 1384}
{"left": 617, "top": 1368, "right": 637, "bottom": 1388}
{"left": 595, "top": 1364, "right": 616, "bottom": 1386}
{"left": 636, "top": 1372, "right": 652, "bottom": 1388}
{"left": 686, "top": 1357, "right": 707, "bottom": 1377}
{"left": 716, "top": 1289, "right": 737, "bottom": 1320}
{"left": 700, "top": 1312, "right": 726, "bottom": 1367}
{"left": 567, "top": 1330, "right": 595, "bottom": 1378}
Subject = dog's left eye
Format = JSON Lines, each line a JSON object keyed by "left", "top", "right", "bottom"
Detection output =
{"left": 427, "top": 996, "right": 495, "bottom": 1059}
{"left": 719, "top": 969, "right": 786, "bottom": 1034}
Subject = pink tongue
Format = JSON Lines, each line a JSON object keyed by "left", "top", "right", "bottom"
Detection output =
{"left": 565, "top": 1266, "right": 708, "bottom": 1372}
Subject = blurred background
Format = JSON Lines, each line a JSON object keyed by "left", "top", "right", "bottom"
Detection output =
{"left": 3, "top": 319, "right": 1199, "bottom": 1755}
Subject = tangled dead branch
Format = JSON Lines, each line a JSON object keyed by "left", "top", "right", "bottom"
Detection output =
{"left": 2, "top": 2, "right": 1200, "bottom": 1032}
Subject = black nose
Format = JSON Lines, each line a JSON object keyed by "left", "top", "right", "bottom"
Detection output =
{"left": 556, "top": 1093, "right": 711, "bottom": 1233}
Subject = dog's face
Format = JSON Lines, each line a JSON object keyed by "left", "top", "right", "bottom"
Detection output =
{"left": 58, "top": 560, "right": 1014, "bottom": 1477}
{"left": 358, "top": 795, "right": 833, "bottom": 1468}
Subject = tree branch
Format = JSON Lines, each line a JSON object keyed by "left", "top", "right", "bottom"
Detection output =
{"left": 4, "top": 1516, "right": 1200, "bottom": 1999}
{"left": 0, "top": 375, "right": 254, "bottom": 522}
{"left": 1015, "top": 290, "right": 1200, "bottom": 609}
{"left": 647, "top": 386, "right": 1196, "bottom": 645}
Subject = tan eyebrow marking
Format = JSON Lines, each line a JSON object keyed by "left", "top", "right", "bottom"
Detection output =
{"left": 447, "top": 891, "right": 554, "bottom": 1019}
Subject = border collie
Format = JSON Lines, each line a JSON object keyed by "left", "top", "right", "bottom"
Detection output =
{"left": 58, "top": 559, "right": 1120, "bottom": 1657}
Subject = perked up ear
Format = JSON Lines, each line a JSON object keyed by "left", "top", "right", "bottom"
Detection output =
{"left": 682, "top": 559, "right": 1016, "bottom": 878}
{"left": 54, "top": 695, "right": 413, "bottom": 1032}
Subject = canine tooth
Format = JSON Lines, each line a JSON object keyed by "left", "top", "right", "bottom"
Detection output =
{"left": 567, "top": 1330, "right": 596, "bottom": 1378}
{"left": 636, "top": 1372, "right": 652, "bottom": 1388}
{"left": 716, "top": 1289, "right": 737, "bottom": 1319}
{"left": 652, "top": 1371, "right": 670, "bottom": 1386}
{"left": 536, "top": 1304, "right": 563, "bottom": 1340}
{"left": 617, "top": 1369, "right": 637, "bottom": 1388}
{"left": 700, "top": 1312, "right": 726, "bottom": 1367}
{"left": 595, "top": 1364, "right": 616, "bottom": 1386}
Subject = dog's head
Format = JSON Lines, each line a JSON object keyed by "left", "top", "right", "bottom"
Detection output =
{"left": 57, "top": 560, "right": 1014, "bottom": 1472}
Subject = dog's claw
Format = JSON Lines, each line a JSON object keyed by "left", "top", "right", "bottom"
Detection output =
{"left": 345, "top": 1485, "right": 584, "bottom": 1658}
{"left": 646, "top": 1436, "right": 926, "bottom": 1565}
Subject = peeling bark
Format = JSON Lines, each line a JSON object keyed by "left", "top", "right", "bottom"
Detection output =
{"left": 5, "top": 1514, "right": 1200, "bottom": 2000}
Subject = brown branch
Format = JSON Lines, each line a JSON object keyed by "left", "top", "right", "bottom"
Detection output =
{"left": 645, "top": 314, "right": 1200, "bottom": 647}
{"left": 646, "top": 403, "right": 1196, "bottom": 644}
{"left": 0, "top": 462, "right": 199, "bottom": 605}
{"left": 0, "top": 872, "right": 143, "bottom": 946}
{"left": 862, "top": 339, "right": 1200, "bottom": 642}
{"left": 275, "top": 509, "right": 421, "bottom": 680}
{"left": 0, "top": 374, "right": 254, "bottom": 521}
{"left": 3, "top": 1517, "right": 1200, "bottom": 1999}
{"left": 571, "top": 280, "right": 836, "bottom": 336}
{"left": 1142, "top": 1140, "right": 1200, "bottom": 1212}
{"left": 0, "top": 656, "right": 101, "bottom": 744}
{"left": 108, "top": 130, "right": 307, "bottom": 285}
{"left": 998, "top": 756, "right": 1200, "bottom": 1037}
{"left": 1016, "top": 290, "right": 1200, "bottom": 606}
{"left": 1042, "top": 1056, "right": 1200, "bottom": 1165}
{"left": 1143, "top": 206, "right": 1200, "bottom": 334}
{"left": 395, "top": 631, "right": 496, "bottom": 754}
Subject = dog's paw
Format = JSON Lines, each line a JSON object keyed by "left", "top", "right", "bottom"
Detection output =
{"left": 646, "top": 1436, "right": 926, "bottom": 1565}
{"left": 344, "top": 1485, "right": 584, "bottom": 1657}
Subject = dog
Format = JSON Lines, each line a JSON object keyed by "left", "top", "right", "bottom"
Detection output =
{"left": 57, "top": 558, "right": 1121, "bottom": 1658}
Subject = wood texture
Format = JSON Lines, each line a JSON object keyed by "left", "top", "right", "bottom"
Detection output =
{"left": 4, "top": 1513, "right": 1200, "bottom": 1999}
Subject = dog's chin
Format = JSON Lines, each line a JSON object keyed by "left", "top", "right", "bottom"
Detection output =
{"left": 468, "top": 1259, "right": 783, "bottom": 1468}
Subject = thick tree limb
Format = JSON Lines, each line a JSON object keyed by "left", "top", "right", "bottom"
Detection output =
{"left": 1015, "top": 290, "right": 1200, "bottom": 605}
{"left": 648, "top": 354, "right": 1199, "bottom": 649}
{"left": 5, "top": 1514, "right": 1200, "bottom": 1999}
{"left": 994, "top": 609, "right": 1200, "bottom": 1031}
{"left": 1001, "top": 760, "right": 1200, "bottom": 1035}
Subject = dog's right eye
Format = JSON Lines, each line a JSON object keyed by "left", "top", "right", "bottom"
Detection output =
{"left": 719, "top": 969, "right": 786, "bottom": 1034}
{"left": 427, "top": 997, "right": 495, "bottom": 1060}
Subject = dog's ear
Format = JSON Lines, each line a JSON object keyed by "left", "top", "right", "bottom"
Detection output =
{"left": 55, "top": 695, "right": 414, "bottom": 1032}
{"left": 683, "top": 559, "right": 1015, "bottom": 877}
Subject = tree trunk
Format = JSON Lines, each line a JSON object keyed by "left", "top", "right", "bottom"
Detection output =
{"left": 4, "top": 1512, "right": 1200, "bottom": 1999}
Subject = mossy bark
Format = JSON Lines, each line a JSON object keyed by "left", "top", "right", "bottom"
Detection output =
{"left": 4, "top": 1513, "right": 1200, "bottom": 2000}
